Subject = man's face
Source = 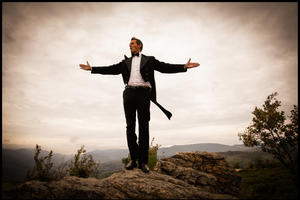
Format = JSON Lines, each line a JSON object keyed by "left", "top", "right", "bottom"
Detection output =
{"left": 129, "top": 40, "right": 141, "bottom": 53}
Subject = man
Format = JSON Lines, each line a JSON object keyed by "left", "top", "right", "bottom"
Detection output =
{"left": 79, "top": 37, "right": 199, "bottom": 173}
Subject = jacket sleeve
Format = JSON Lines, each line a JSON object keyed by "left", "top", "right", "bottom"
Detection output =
{"left": 152, "top": 57, "right": 187, "bottom": 73}
{"left": 91, "top": 61, "right": 123, "bottom": 75}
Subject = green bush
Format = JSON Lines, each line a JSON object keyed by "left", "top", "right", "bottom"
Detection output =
{"left": 148, "top": 137, "right": 161, "bottom": 170}
{"left": 122, "top": 155, "right": 130, "bottom": 166}
{"left": 26, "top": 144, "right": 56, "bottom": 181}
{"left": 68, "top": 145, "right": 100, "bottom": 178}
{"left": 121, "top": 137, "right": 161, "bottom": 170}
{"left": 26, "top": 144, "right": 101, "bottom": 181}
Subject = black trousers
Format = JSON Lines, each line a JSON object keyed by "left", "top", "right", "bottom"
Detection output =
{"left": 123, "top": 86, "right": 151, "bottom": 164}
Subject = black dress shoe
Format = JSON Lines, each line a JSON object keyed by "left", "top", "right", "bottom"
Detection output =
{"left": 126, "top": 160, "right": 137, "bottom": 170}
{"left": 139, "top": 163, "right": 150, "bottom": 173}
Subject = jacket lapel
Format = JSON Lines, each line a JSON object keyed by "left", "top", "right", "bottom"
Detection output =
{"left": 140, "top": 54, "right": 149, "bottom": 70}
{"left": 124, "top": 55, "right": 132, "bottom": 72}
{"left": 125, "top": 54, "right": 149, "bottom": 72}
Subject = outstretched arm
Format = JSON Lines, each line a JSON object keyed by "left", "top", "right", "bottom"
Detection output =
{"left": 79, "top": 60, "right": 122, "bottom": 75}
{"left": 184, "top": 58, "right": 200, "bottom": 69}
{"left": 153, "top": 57, "right": 200, "bottom": 73}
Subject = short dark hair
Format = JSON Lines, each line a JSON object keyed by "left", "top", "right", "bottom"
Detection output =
{"left": 131, "top": 37, "right": 143, "bottom": 51}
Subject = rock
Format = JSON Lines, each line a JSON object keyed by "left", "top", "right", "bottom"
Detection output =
{"left": 9, "top": 152, "right": 240, "bottom": 199}
{"left": 154, "top": 151, "right": 242, "bottom": 196}
{"left": 97, "top": 169, "right": 236, "bottom": 199}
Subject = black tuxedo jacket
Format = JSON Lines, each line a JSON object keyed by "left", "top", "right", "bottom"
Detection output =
{"left": 91, "top": 54, "right": 187, "bottom": 119}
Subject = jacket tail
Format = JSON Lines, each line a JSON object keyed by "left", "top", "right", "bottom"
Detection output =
{"left": 152, "top": 100, "right": 172, "bottom": 120}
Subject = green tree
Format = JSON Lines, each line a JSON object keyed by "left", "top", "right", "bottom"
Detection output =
{"left": 68, "top": 145, "right": 100, "bottom": 178}
{"left": 238, "top": 92, "right": 298, "bottom": 185}
{"left": 26, "top": 144, "right": 55, "bottom": 181}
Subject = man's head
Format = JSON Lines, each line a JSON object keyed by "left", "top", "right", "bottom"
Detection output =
{"left": 130, "top": 37, "right": 143, "bottom": 53}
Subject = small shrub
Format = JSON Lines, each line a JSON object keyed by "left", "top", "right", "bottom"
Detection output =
{"left": 148, "top": 137, "right": 161, "bottom": 170}
{"left": 26, "top": 144, "right": 55, "bottom": 181}
{"left": 121, "top": 137, "right": 161, "bottom": 170}
{"left": 122, "top": 154, "right": 130, "bottom": 166}
{"left": 68, "top": 145, "right": 100, "bottom": 178}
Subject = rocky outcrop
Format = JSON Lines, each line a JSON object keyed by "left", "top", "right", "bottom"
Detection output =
{"left": 154, "top": 151, "right": 242, "bottom": 196}
{"left": 9, "top": 152, "right": 241, "bottom": 199}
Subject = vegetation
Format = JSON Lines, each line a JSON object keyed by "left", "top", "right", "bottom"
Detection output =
{"left": 122, "top": 137, "right": 161, "bottom": 170}
{"left": 67, "top": 145, "right": 101, "bottom": 178}
{"left": 218, "top": 150, "right": 280, "bottom": 169}
{"left": 52, "top": 160, "right": 70, "bottom": 180}
{"left": 26, "top": 144, "right": 56, "bottom": 181}
{"left": 219, "top": 151, "right": 298, "bottom": 199}
{"left": 121, "top": 155, "right": 130, "bottom": 166}
{"left": 238, "top": 166, "right": 298, "bottom": 199}
{"left": 148, "top": 137, "right": 162, "bottom": 170}
{"left": 26, "top": 145, "right": 101, "bottom": 181}
{"left": 238, "top": 92, "right": 298, "bottom": 185}
{"left": 5, "top": 142, "right": 298, "bottom": 200}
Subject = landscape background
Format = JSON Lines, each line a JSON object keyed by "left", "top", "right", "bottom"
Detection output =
{"left": 2, "top": 142, "right": 264, "bottom": 182}
{"left": 3, "top": 142, "right": 297, "bottom": 199}
{"left": 2, "top": 143, "right": 298, "bottom": 199}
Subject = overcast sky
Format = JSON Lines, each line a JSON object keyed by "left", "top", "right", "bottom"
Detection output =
{"left": 2, "top": 2, "right": 298, "bottom": 154}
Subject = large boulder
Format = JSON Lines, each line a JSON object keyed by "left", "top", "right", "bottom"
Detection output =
{"left": 154, "top": 151, "right": 241, "bottom": 196}
{"left": 8, "top": 152, "right": 241, "bottom": 199}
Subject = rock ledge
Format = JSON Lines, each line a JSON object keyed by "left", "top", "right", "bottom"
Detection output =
{"left": 11, "top": 151, "right": 241, "bottom": 199}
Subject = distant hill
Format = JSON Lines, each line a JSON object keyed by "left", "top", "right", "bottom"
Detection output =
{"left": 157, "top": 143, "right": 255, "bottom": 158}
{"left": 2, "top": 148, "right": 73, "bottom": 182}
{"left": 2, "top": 143, "right": 257, "bottom": 182}
{"left": 88, "top": 149, "right": 129, "bottom": 163}
{"left": 88, "top": 143, "right": 256, "bottom": 162}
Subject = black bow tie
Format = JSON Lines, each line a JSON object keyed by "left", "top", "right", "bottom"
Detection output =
{"left": 131, "top": 52, "right": 140, "bottom": 57}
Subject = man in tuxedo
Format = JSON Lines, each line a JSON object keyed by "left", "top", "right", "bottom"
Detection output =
{"left": 79, "top": 37, "right": 199, "bottom": 173}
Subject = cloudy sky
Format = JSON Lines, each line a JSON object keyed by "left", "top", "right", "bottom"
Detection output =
{"left": 2, "top": 2, "right": 298, "bottom": 154}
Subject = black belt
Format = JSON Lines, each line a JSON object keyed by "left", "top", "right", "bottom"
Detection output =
{"left": 125, "top": 85, "right": 151, "bottom": 90}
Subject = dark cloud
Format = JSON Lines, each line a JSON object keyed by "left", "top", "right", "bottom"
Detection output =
{"left": 213, "top": 3, "right": 297, "bottom": 51}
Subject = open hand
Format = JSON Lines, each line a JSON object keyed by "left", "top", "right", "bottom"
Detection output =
{"left": 79, "top": 61, "right": 91, "bottom": 71}
{"left": 184, "top": 58, "right": 200, "bottom": 69}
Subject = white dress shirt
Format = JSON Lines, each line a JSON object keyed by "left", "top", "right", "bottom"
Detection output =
{"left": 128, "top": 53, "right": 152, "bottom": 88}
